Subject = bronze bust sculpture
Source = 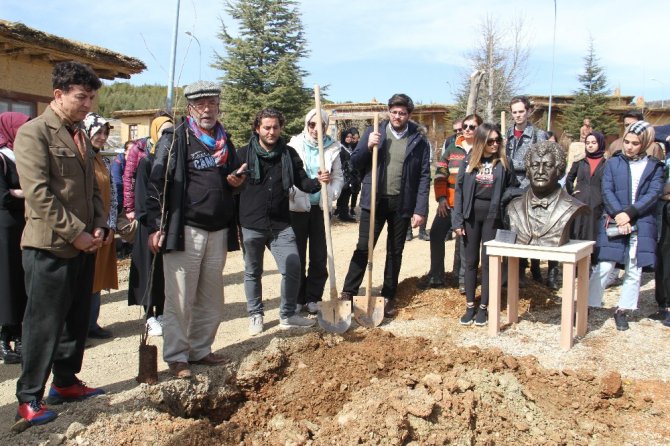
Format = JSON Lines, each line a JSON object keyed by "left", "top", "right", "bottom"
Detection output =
{"left": 508, "top": 141, "right": 587, "bottom": 246}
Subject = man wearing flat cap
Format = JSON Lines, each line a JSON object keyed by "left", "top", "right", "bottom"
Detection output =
{"left": 146, "top": 80, "right": 246, "bottom": 379}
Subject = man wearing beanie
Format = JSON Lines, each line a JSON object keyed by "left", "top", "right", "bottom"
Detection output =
{"left": 146, "top": 80, "right": 245, "bottom": 379}
{"left": 13, "top": 61, "right": 108, "bottom": 428}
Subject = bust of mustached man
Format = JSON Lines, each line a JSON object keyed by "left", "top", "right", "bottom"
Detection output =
{"left": 507, "top": 141, "right": 588, "bottom": 246}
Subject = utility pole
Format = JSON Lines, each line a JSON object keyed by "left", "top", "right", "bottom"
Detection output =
{"left": 547, "top": 0, "right": 557, "bottom": 131}
{"left": 166, "top": 0, "right": 181, "bottom": 113}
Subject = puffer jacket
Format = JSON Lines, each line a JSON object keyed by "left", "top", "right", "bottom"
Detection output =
{"left": 287, "top": 133, "right": 343, "bottom": 212}
{"left": 596, "top": 152, "right": 664, "bottom": 268}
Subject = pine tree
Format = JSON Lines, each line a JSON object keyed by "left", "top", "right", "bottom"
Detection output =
{"left": 562, "top": 39, "right": 619, "bottom": 139}
{"left": 214, "top": 0, "right": 312, "bottom": 145}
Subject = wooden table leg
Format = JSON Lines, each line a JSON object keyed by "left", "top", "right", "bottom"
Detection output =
{"left": 575, "top": 255, "right": 590, "bottom": 337}
{"left": 488, "top": 254, "right": 502, "bottom": 336}
{"left": 507, "top": 257, "right": 519, "bottom": 324}
{"left": 560, "top": 262, "right": 577, "bottom": 350}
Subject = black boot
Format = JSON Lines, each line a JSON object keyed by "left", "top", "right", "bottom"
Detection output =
{"left": 418, "top": 228, "right": 430, "bottom": 241}
{"left": 406, "top": 226, "right": 414, "bottom": 241}
{"left": 530, "top": 260, "right": 543, "bottom": 282}
{"left": 0, "top": 338, "right": 20, "bottom": 364}
{"left": 546, "top": 266, "right": 560, "bottom": 290}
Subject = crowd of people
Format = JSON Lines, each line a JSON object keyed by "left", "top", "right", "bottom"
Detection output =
{"left": 1, "top": 60, "right": 669, "bottom": 429}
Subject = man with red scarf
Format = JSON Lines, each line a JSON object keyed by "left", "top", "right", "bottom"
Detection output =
{"left": 146, "top": 81, "right": 246, "bottom": 379}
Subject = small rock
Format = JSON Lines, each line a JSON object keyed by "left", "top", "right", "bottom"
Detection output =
{"left": 66, "top": 422, "right": 86, "bottom": 439}
{"left": 600, "top": 371, "right": 623, "bottom": 399}
{"left": 48, "top": 433, "right": 65, "bottom": 445}
{"left": 514, "top": 422, "right": 529, "bottom": 432}
{"left": 421, "top": 373, "right": 443, "bottom": 390}
{"left": 502, "top": 356, "right": 519, "bottom": 370}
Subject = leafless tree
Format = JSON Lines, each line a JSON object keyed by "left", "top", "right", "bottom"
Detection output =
{"left": 455, "top": 15, "right": 531, "bottom": 124}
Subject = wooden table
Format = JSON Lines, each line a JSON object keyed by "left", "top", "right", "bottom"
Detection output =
{"left": 484, "top": 240, "right": 595, "bottom": 351}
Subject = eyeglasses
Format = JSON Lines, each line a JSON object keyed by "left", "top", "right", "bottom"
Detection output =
{"left": 454, "top": 128, "right": 463, "bottom": 133}
{"left": 463, "top": 124, "right": 477, "bottom": 131}
{"left": 389, "top": 110, "right": 408, "bottom": 117}
{"left": 486, "top": 137, "right": 502, "bottom": 146}
{"left": 190, "top": 100, "right": 219, "bottom": 112}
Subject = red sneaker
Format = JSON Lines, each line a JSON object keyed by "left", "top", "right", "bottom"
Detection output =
{"left": 46, "top": 380, "right": 105, "bottom": 404}
{"left": 15, "top": 400, "right": 57, "bottom": 426}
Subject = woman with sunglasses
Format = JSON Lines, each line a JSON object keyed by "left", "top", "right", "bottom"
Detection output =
{"left": 424, "top": 114, "right": 483, "bottom": 290}
{"left": 453, "top": 123, "right": 518, "bottom": 326}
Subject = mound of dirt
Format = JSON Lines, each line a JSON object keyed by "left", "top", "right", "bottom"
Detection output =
{"left": 76, "top": 330, "right": 666, "bottom": 445}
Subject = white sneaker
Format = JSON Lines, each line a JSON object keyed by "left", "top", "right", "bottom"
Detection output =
{"left": 279, "top": 314, "right": 316, "bottom": 329}
{"left": 146, "top": 317, "right": 163, "bottom": 337}
{"left": 248, "top": 314, "right": 264, "bottom": 336}
{"left": 306, "top": 302, "right": 319, "bottom": 314}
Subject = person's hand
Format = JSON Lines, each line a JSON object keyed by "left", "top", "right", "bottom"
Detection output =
{"left": 73, "top": 232, "right": 100, "bottom": 253}
{"left": 455, "top": 228, "right": 465, "bottom": 237}
{"left": 436, "top": 200, "right": 449, "bottom": 218}
{"left": 9, "top": 189, "right": 24, "bottom": 198}
{"left": 126, "top": 211, "right": 136, "bottom": 222}
{"left": 317, "top": 170, "right": 330, "bottom": 184}
{"left": 618, "top": 222, "right": 633, "bottom": 235}
{"left": 148, "top": 230, "right": 164, "bottom": 255}
{"left": 411, "top": 214, "right": 425, "bottom": 228}
{"left": 227, "top": 163, "right": 249, "bottom": 187}
{"left": 367, "top": 132, "right": 381, "bottom": 150}
{"left": 614, "top": 212, "right": 630, "bottom": 226}
{"left": 102, "top": 229, "right": 115, "bottom": 246}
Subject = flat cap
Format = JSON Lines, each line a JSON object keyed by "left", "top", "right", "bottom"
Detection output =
{"left": 184, "top": 80, "right": 221, "bottom": 100}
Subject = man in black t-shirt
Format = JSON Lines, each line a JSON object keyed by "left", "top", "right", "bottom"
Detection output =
{"left": 147, "top": 81, "right": 246, "bottom": 379}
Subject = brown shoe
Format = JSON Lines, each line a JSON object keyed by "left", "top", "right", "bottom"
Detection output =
{"left": 168, "top": 362, "right": 192, "bottom": 379}
{"left": 189, "top": 353, "right": 225, "bottom": 366}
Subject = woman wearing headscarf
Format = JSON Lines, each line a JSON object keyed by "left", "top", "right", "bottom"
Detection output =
{"left": 588, "top": 122, "right": 664, "bottom": 331}
{"left": 83, "top": 112, "right": 118, "bottom": 339}
{"left": 565, "top": 131, "right": 607, "bottom": 254}
{"left": 0, "top": 112, "right": 30, "bottom": 364}
{"left": 288, "top": 109, "right": 343, "bottom": 314}
{"left": 128, "top": 114, "right": 173, "bottom": 336}
{"left": 334, "top": 128, "right": 357, "bottom": 222}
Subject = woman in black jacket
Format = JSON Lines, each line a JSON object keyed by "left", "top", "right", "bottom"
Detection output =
{"left": 565, "top": 131, "right": 607, "bottom": 256}
{"left": 453, "top": 123, "right": 518, "bottom": 326}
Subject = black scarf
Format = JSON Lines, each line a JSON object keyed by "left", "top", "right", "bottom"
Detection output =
{"left": 248, "top": 133, "right": 294, "bottom": 191}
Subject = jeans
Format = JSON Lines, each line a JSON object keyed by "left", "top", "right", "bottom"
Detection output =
{"left": 428, "top": 210, "right": 452, "bottom": 281}
{"left": 588, "top": 235, "right": 642, "bottom": 310}
{"left": 462, "top": 199, "right": 499, "bottom": 306}
{"left": 342, "top": 196, "right": 410, "bottom": 300}
{"left": 242, "top": 226, "right": 301, "bottom": 319}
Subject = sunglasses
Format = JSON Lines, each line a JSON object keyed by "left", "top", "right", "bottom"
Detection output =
{"left": 308, "top": 122, "right": 318, "bottom": 129}
{"left": 486, "top": 137, "right": 502, "bottom": 146}
{"left": 463, "top": 124, "right": 477, "bottom": 131}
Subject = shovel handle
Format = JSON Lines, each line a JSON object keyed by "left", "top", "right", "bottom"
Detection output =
{"left": 314, "top": 85, "right": 338, "bottom": 300}
{"left": 366, "top": 113, "right": 379, "bottom": 299}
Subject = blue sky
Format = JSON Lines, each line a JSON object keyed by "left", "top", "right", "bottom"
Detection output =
{"left": 2, "top": 0, "right": 668, "bottom": 104}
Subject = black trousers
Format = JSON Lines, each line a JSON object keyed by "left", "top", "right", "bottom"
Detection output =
{"left": 428, "top": 210, "right": 451, "bottom": 280}
{"left": 290, "top": 206, "right": 328, "bottom": 305}
{"left": 343, "top": 196, "right": 410, "bottom": 300}
{"left": 336, "top": 186, "right": 352, "bottom": 215}
{"left": 16, "top": 249, "right": 94, "bottom": 403}
{"left": 655, "top": 202, "right": 670, "bottom": 308}
{"left": 463, "top": 199, "right": 500, "bottom": 306}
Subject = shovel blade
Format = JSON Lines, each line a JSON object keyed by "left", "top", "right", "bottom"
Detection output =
{"left": 317, "top": 300, "right": 352, "bottom": 334}
{"left": 353, "top": 295, "right": 385, "bottom": 327}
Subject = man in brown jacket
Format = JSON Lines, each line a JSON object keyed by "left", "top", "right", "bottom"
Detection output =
{"left": 12, "top": 61, "right": 109, "bottom": 429}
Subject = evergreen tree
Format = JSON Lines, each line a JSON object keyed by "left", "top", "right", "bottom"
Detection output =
{"left": 215, "top": 0, "right": 312, "bottom": 145}
{"left": 562, "top": 39, "right": 619, "bottom": 139}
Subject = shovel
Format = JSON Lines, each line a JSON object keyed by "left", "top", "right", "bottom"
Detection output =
{"left": 353, "top": 113, "right": 385, "bottom": 327}
{"left": 313, "top": 85, "right": 351, "bottom": 333}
